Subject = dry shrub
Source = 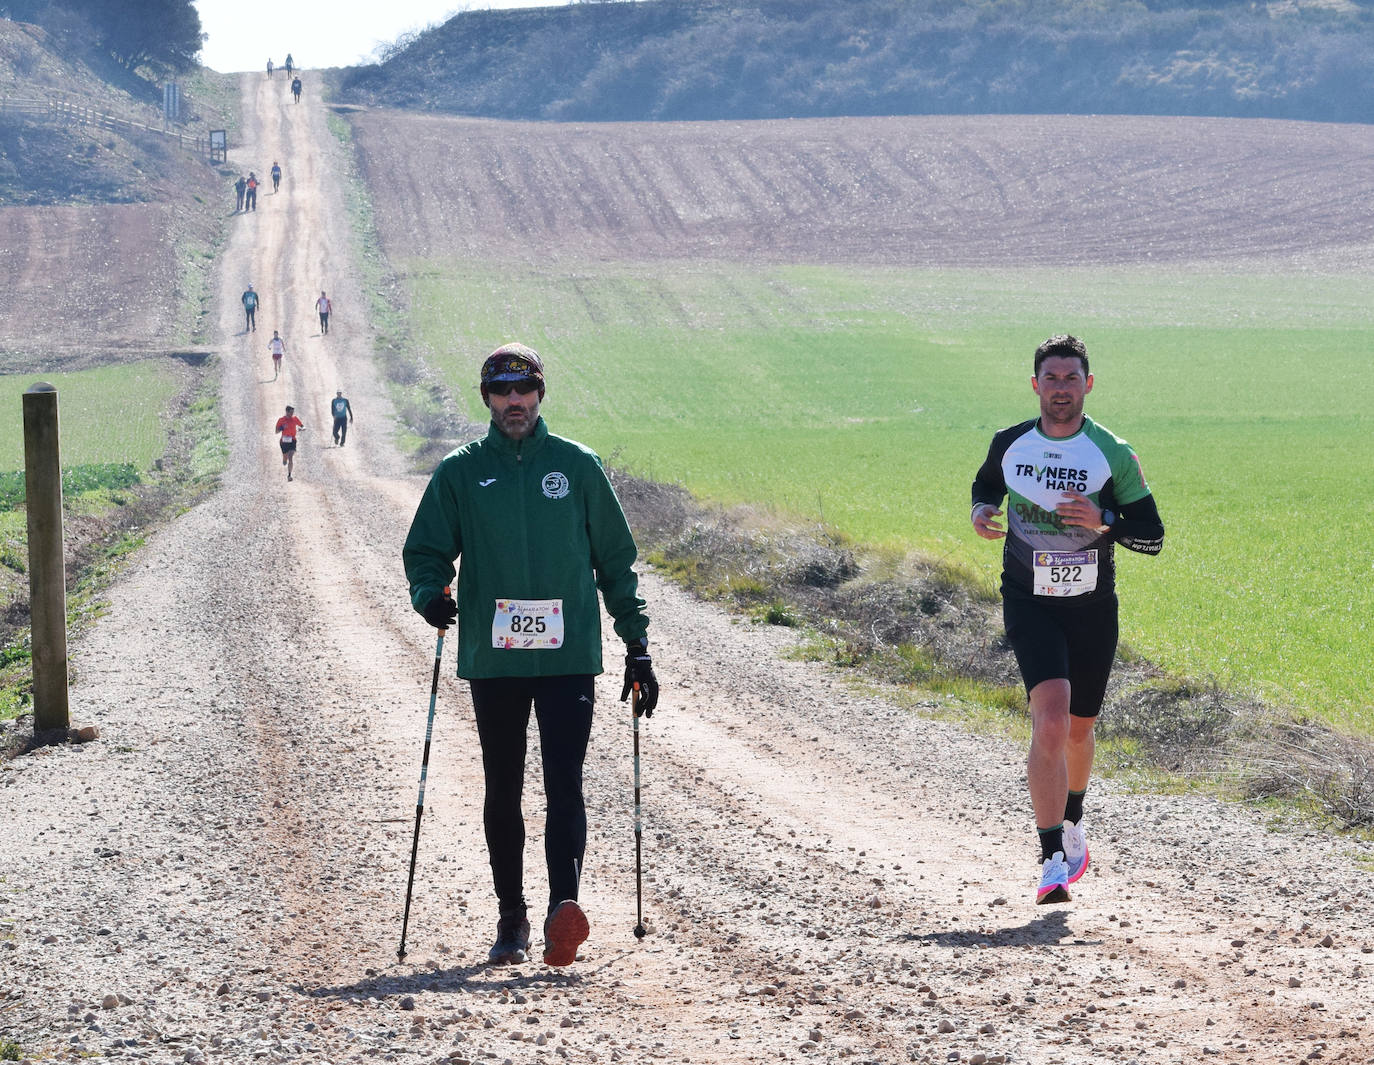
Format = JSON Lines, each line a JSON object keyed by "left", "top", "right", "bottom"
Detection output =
{"left": 785, "top": 542, "right": 860, "bottom": 589}
{"left": 1096, "top": 679, "right": 1255, "bottom": 771}
{"left": 1243, "top": 722, "right": 1374, "bottom": 828}
{"left": 811, "top": 569, "right": 1012, "bottom": 687}
{"left": 609, "top": 469, "right": 699, "bottom": 549}
{"left": 615, "top": 464, "right": 1012, "bottom": 684}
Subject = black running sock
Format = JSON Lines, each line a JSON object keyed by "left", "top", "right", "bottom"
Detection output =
{"left": 1064, "top": 789, "right": 1086, "bottom": 826}
{"left": 1038, "top": 826, "right": 1065, "bottom": 861}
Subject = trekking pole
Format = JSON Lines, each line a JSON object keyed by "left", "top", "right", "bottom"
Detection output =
{"left": 632, "top": 683, "right": 647, "bottom": 939}
{"left": 397, "top": 587, "right": 449, "bottom": 961}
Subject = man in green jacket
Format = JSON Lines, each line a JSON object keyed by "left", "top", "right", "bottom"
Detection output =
{"left": 403, "top": 343, "right": 659, "bottom": 968}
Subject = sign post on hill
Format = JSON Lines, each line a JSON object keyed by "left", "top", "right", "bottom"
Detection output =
{"left": 22, "top": 383, "right": 69, "bottom": 732}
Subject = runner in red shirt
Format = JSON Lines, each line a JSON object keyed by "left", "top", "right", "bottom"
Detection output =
{"left": 275, "top": 404, "right": 305, "bottom": 481}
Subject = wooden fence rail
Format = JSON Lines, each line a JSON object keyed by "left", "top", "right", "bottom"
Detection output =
{"left": 0, "top": 94, "right": 217, "bottom": 159}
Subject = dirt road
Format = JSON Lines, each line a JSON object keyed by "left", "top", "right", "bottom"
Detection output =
{"left": 2, "top": 76, "right": 1373, "bottom": 1065}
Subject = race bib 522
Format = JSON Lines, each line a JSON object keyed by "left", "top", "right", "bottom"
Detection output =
{"left": 1032, "top": 550, "right": 1098, "bottom": 597}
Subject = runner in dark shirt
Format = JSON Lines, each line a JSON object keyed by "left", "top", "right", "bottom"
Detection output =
{"left": 971, "top": 334, "right": 1164, "bottom": 906}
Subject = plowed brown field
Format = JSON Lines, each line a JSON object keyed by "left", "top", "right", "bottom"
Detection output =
{"left": 351, "top": 111, "right": 1374, "bottom": 268}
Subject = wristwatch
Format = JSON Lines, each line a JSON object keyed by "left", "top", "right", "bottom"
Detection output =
{"left": 1095, "top": 509, "right": 1116, "bottom": 534}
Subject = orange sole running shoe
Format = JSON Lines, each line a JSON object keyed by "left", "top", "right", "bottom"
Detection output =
{"left": 543, "top": 900, "right": 589, "bottom": 966}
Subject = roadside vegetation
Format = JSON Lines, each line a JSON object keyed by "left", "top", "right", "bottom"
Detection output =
{"left": 0, "top": 360, "right": 225, "bottom": 725}
{"left": 321, "top": 104, "right": 467, "bottom": 470}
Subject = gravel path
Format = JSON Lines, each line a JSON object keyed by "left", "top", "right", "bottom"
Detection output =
{"left": 2, "top": 76, "right": 1373, "bottom": 1065}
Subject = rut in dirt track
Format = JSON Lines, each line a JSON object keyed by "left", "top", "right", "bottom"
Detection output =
{"left": 2, "top": 75, "right": 1374, "bottom": 1065}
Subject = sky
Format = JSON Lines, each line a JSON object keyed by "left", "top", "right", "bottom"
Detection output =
{"left": 193, "top": 0, "right": 580, "bottom": 73}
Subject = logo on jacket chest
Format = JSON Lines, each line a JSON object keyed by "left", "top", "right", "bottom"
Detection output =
{"left": 1012, "top": 462, "right": 1089, "bottom": 493}
{"left": 541, "top": 472, "right": 570, "bottom": 499}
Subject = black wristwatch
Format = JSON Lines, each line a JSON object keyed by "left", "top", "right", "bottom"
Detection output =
{"left": 1096, "top": 509, "right": 1116, "bottom": 534}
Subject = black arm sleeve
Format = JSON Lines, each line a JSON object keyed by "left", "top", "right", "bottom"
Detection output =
{"left": 970, "top": 433, "right": 1010, "bottom": 511}
{"left": 1114, "top": 493, "right": 1164, "bottom": 555}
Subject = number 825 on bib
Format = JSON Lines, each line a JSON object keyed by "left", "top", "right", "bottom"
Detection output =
{"left": 492, "top": 598, "right": 564, "bottom": 648}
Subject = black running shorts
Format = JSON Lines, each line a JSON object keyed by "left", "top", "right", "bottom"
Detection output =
{"left": 279, "top": 439, "right": 296, "bottom": 454}
{"left": 1002, "top": 587, "right": 1119, "bottom": 718}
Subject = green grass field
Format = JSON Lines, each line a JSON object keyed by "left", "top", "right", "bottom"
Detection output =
{"left": 0, "top": 361, "right": 181, "bottom": 474}
{"left": 410, "top": 261, "right": 1374, "bottom": 728}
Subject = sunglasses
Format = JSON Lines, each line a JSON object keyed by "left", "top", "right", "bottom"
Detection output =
{"left": 487, "top": 379, "right": 541, "bottom": 396}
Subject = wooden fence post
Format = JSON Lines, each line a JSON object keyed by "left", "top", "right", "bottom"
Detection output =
{"left": 22, "top": 383, "right": 69, "bottom": 733}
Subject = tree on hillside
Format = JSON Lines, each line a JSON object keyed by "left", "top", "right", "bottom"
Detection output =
{"left": 87, "top": 0, "right": 205, "bottom": 71}
{"left": 7, "top": 0, "right": 205, "bottom": 73}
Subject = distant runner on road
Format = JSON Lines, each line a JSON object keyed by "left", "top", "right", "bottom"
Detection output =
{"left": 266, "top": 58, "right": 274, "bottom": 77}
{"left": 970, "top": 334, "right": 1164, "bottom": 907}
{"left": 291, "top": 76, "right": 302, "bottom": 103}
{"left": 316, "top": 291, "right": 331, "bottom": 335}
{"left": 270, "top": 162, "right": 282, "bottom": 192}
{"left": 284, "top": 53, "right": 294, "bottom": 77}
{"left": 233, "top": 174, "right": 246, "bottom": 212}
{"left": 274, "top": 404, "right": 303, "bottom": 482}
{"left": 330, "top": 390, "right": 353, "bottom": 446}
{"left": 241, "top": 284, "right": 258, "bottom": 332}
{"left": 403, "top": 343, "right": 659, "bottom": 970}
{"left": 268, "top": 330, "right": 286, "bottom": 379}
{"left": 245, "top": 172, "right": 259, "bottom": 212}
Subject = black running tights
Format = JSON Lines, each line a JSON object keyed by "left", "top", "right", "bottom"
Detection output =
{"left": 469, "top": 675, "right": 595, "bottom": 915}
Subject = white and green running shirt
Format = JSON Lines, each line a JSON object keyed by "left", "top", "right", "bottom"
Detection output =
{"left": 971, "top": 416, "right": 1164, "bottom": 603}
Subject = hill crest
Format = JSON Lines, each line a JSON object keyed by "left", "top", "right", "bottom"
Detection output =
{"left": 338, "top": 0, "right": 1374, "bottom": 124}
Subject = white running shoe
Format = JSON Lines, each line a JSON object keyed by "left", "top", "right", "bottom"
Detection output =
{"left": 1063, "top": 820, "right": 1090, "bottom": 885}
{"left": 1037, "top": 851, "right": 1071, "bottom": 905}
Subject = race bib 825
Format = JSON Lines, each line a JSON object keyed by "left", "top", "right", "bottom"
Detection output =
{"left": 492, "top": 598, "right": 564, "bottom": 649}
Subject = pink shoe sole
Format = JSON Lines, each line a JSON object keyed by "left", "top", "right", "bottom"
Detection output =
{"left": 1066, "top": 847, "right": 1090, "bottom": 885}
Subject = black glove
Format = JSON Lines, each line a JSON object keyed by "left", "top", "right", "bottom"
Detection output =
{"left": 620, "top": 639, "right": 659, "bottom": 717}
{"left": 422, "top": 591, "right": 457, "bottom": 630}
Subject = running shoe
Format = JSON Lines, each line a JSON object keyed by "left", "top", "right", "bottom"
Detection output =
{"left": 1037, "top": 851, "right": 1071, "bottom": 905}
{"left": 488, "top": 909, "right": 530, "bottom": 966}
{"left": 543, "top": 899, "right": 590, "bottom": 967}
{"left": 1063, "top": 819, "right": 1090, "bottom": 885}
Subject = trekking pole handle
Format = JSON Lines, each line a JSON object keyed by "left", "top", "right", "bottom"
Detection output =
{"left": 438, "top": 585, "right": 451, "bottom": 635}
